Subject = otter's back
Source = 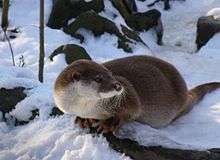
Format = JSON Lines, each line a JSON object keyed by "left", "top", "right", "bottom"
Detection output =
{"left": 103, "top": 56, "right": 188, "bottom": 127}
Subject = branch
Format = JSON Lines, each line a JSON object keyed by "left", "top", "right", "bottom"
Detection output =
{"left": 1, "top": 0, "right": 15, "bottom": 66}
{"left": 3, "top": 30, "right": 15, "bottom": 66}
{"left": 38, "top": 0, "right": 45, "bottom": 82}
{"left": 102, "top": 133, "right": 220, "bottom": 160}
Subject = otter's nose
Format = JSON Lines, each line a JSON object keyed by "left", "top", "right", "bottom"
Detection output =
{"left": 113, "top": 82, "right": 122, "bottom": 92}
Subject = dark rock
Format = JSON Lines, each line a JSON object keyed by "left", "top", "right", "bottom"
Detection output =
{"left": 123, "top": 0, "right": 138, "bottom": 13}
{"left": 14, "top": 107, "right": 64, "bottom": 126}
{"left": 1, "top": 28, "right": 20, "bottom": 41}
{"left": 0, "top": 87, "right": 28, "bottom": 124}
{"left": 110, "top": 0, "right": 163, "bottom": 45}
{"left": 148, "top": 0, "right": 171, "bottom": 10}
{"left": 0, "top": 87, "right": 26, "bottom": 114}
{"left": 47, "top": 0, "right": 104, "bottom": 29}
{"left": 102, "top": 132, "right": 220, "bottom": 160}
{"left": 147, "top": 0, "right": 186, "bottom": 10}
{"left": 0, "top": 87, "right": 37, "bottom": 125}
{"left": 121, "top": 24, "right": 148, "bottom": 47}
{"left": 110, "top": 0, "right": 132, "bottom": 22}
{"left": 49, "top": 44, "right": 91, "bottom": 64}
{"left": 196, "top": 16, "right": 220, "bottom": 50}
{"left": 63, "top": 11, "right": 133, "bottom": 53}
{"left": 7, "top": 28, "right": 20, "bottom": 40}
{"left": 0, "top": 86, "right": 63, "bottom": 125}
{"left": 50, "top": 107, "right": 64, "bottom": 116}
{"left": 28, "top": 107, "right": 64, "bottom": 122}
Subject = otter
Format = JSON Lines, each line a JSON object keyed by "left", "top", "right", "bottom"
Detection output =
{"left": 54, "top": 55, "right": 220, "bottom": 133}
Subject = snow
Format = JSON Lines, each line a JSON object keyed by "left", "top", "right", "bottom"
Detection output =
{"left": 207, "top": 7, "right": 220, "bottom": 19}
{"left": 1, "top": 0, "right": 220, "bottom": 159}
{"left": 0, "top": 116, "right": 129, "bottom": 160}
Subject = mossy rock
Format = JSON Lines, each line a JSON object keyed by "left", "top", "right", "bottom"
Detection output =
{"left": 63, "top": 11, "right": 133, "bottom": 53}
{"left": 111, "top": 0, "right": 161, "bottom": 31}
{"left": 121, "top": 25, "right": 148, "bottom": 47}
{"left": 49, "top": 44, "right": 92, "bottom": 64}
{"left": 110, "top": 0, "right": 163, "bottom": 45}
{"left": 47, "top": 0, "right": 104, "bottom": 29}
{"left": 0, "top": 87, "right": 26, "bottom": 114}
{"left": 0, "top": 87, "right": 26, "bottom": 124}
{"left": 196, "top": 16, "right": 220, "bottom": 50}
{"left": 50, "top": 107, "right": 64, "bottom": 117}
{"left": 0, "top": 86, "right": 63, "bottom": 126}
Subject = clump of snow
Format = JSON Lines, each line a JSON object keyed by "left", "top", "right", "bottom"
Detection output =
{"left": 11, "top": 83, "right": 54, "bottom": 121}
{"left": 207, "top": 8, "right": 220, "bottom": 19}
{"left": 0, "top": 66, "right": 38, "bottom": 89}
{"left": 1, "top": 0, "right": 220, "bottom": 159}
{"left": 84, "top": 0, "right": 93, "bottom": 2}
{"left": 0, "top": 116, "right": 130, "bottom": 160}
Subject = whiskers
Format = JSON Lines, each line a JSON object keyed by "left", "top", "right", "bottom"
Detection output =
{"left": 97, "top": 88, "right": 127, "bottom": 114}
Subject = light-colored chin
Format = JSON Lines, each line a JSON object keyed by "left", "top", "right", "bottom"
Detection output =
{"left": 76, "top": 81, "right": 100, "bottom": 99}
{"left": 54, "top": 82, "right": 123, "bottom": 119}
{"left": 54, "top": 82, "right": 102, "bottom": 118}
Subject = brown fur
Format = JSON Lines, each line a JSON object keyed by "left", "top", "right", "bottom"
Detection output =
{"left": 54, "top": 55, "right": 220, "bottom": 129}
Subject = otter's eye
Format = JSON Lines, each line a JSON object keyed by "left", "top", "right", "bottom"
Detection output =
{"left": 94, "top": 76, "right": 103, "bottom": 83}
{"left": 72, "top": 72, "right": 81, "bottom": 81}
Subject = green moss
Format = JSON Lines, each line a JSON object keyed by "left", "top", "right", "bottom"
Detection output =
{"left": 64, "top": 11, "right": 133, "bottom": 53}
{"left": 49, "top": 44, "right": 91, "bottom": 64}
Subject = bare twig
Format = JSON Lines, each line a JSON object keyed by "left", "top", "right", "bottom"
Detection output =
{"left": 3, "top": 30, "right": 15, "bottom": 66}
{"left": 1, "top": 0, "right": 15, "bottom": 66}
{"left": 38, "top": 0, "right": 45, "bottom": 82}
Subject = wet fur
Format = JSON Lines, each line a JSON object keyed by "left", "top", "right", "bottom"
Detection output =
{"left": 54, "top": 56, "right": 220, "bottom": 129}
{"left": 103, "top": 56, "right": 220, "bottom": 128}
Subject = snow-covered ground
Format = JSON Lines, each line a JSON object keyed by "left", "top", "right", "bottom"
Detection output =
{"left": 1, "top": 0, "right": 220, "bottom": 159}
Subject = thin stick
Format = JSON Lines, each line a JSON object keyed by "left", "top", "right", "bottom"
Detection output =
{"left": 1, "top": 0, "right": 15, "bottom": 66}
{"left": 3, "top": 30, "right": 15, "bottom": 66}
{"left": 38, "top": 0, "right": 45, "bottom": 83}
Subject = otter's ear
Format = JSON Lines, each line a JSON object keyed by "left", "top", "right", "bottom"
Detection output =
{"left": 72, "top": 72, "right": 81, "bottom": 81}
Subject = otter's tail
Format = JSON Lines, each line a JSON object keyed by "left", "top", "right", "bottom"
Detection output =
{"left": 189, "top": 82, "right": 220, "bottom": 106}
{"left": 174, "top": 82, "right": 220, "bottom": 121}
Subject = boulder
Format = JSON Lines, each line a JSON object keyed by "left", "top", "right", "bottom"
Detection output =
{"left": 103, "top": 132, "right": 220, "bottom": 160}
{"left": 121, "top": 25, "right": 148, "bottom": 47}
{"left": 50, "top": 107, "right": 64, "bottom": 117}
{"left": 63, "top": 11, "right": 134, "bottom": 53}
{"left": 0, "top": 86, "right": 63, "bottom": 125}
{"left": 47, "top": 0, "right": 104, "bottom": 29}
{"left": 0, "top": 87, "right": 26, "bottom": 115}
{"left": 196, "top": 16, "right": 220, "bottom": 50}
{"left": 110, "top": 0, "right": 163, "bottom": 45}
{"left": 49, "top": 44, "right": 92, "bottom": 64}
{"left": 148, "top": 0, "right": 171, "bottom": 10}
{"left": 0, "top": 87, "right": 27, "bottom": 125}
{"left": 147, "top": 0, "right": 186, "bottom": 10}
{"left": 123, "top": 0, "right": 138, "bottom": 13}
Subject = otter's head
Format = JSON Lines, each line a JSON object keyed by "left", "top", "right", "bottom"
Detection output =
{"left": 54, "top": 60, "right": 123, "bottom": 100}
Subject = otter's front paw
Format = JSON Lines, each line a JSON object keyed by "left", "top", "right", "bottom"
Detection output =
{"left": 96, "top": 116, "right": 122, "bottom": 134}
{"left": 75, "top": 117, "right": 98, "bottom": 129}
